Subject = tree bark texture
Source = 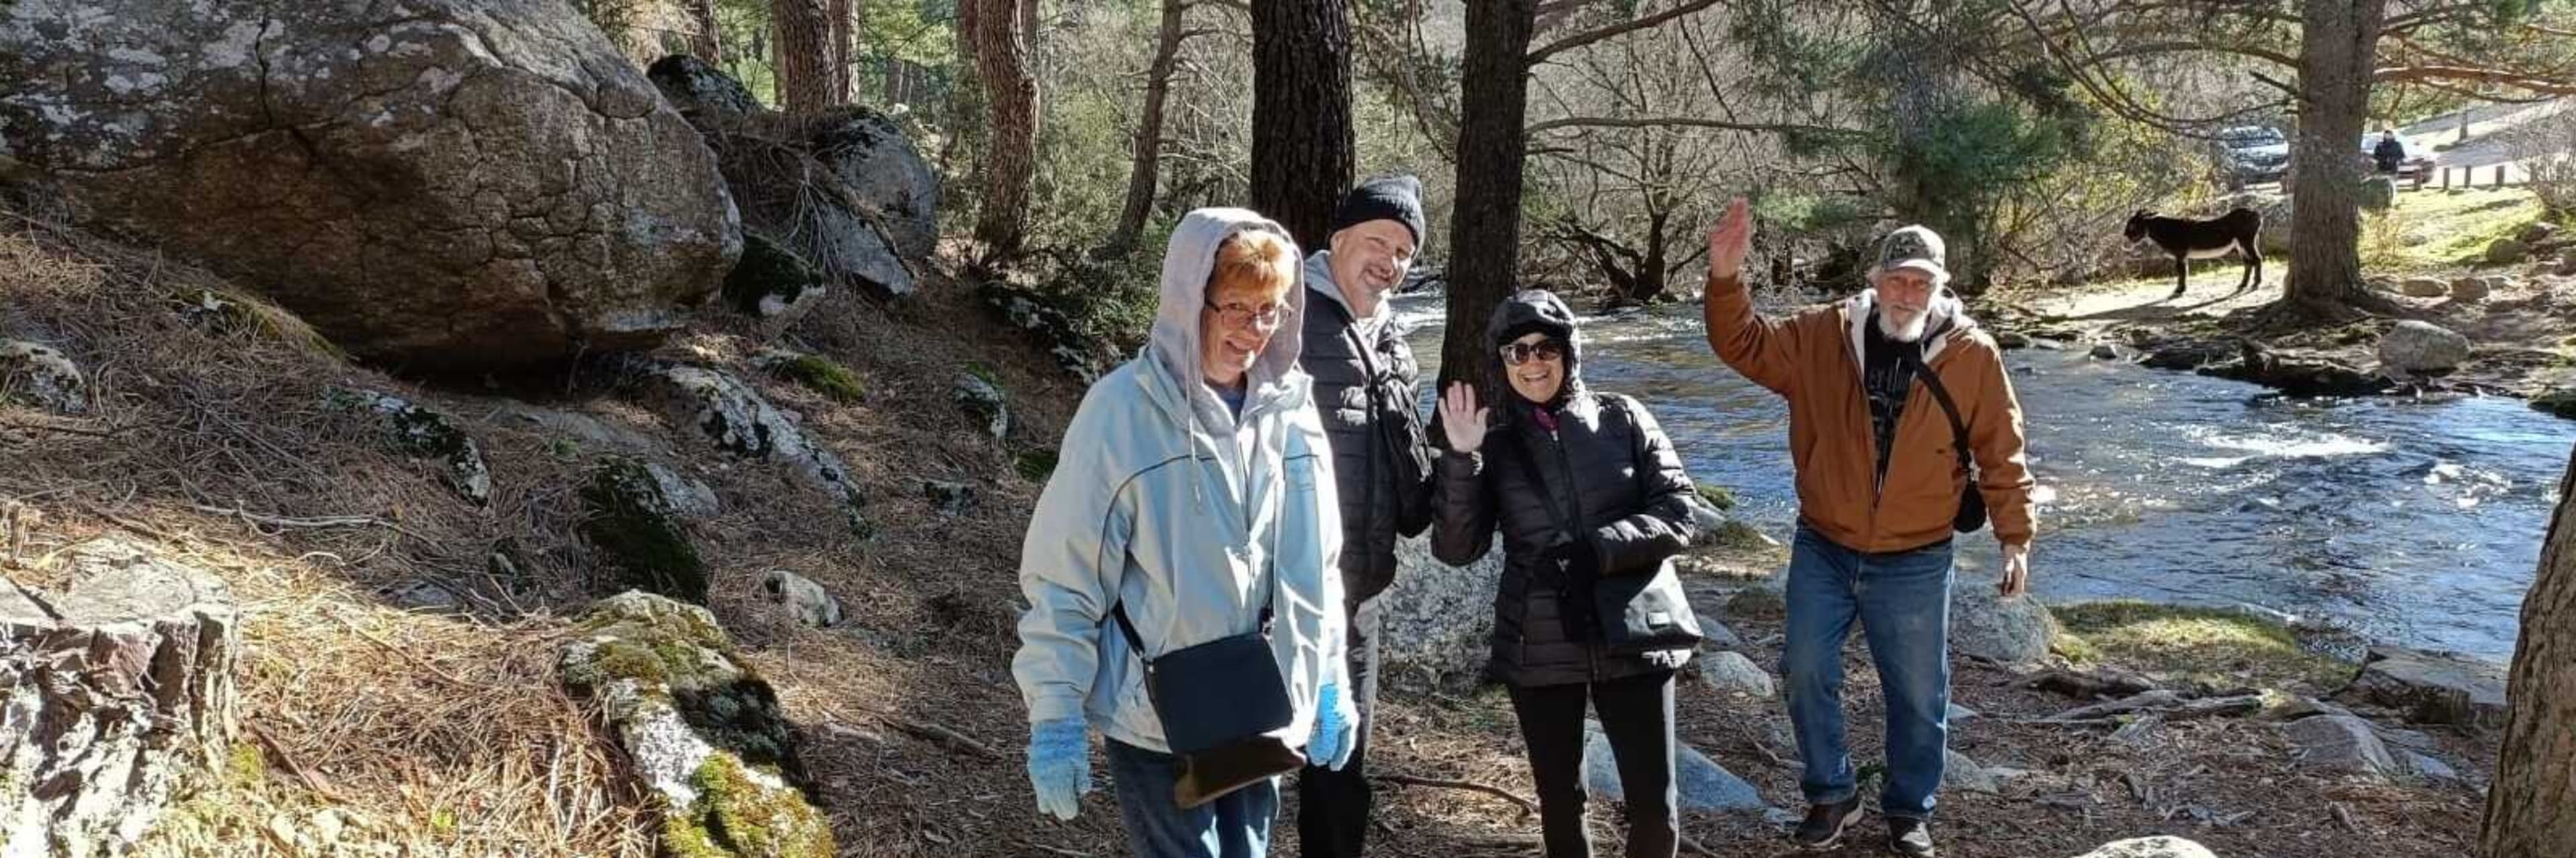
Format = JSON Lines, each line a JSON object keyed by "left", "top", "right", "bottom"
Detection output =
{"left": 1438, "top": 0, "right": 1536, "bottom": 392}
{"left": 2479, "top": 443, "right": 2576, "bottom": 857}
{"left": 773, "top": 0, "right": 835, "bottom": 112}
{"left": 0, "top": 537, "right": 239, "bottom": 857}
{"left": 688, "top": 0, "right": 720, "bottom": 63}
{"left": 2283, "top": 0, "right": 2387, "bottom": 315}
{"left": 830, "top": 0, "right": 852, "bottom": 105}
{"left": 1105, "top": 0, "right": 1190, "bottom": 257}
{"left": 1250, "top": 0, "right": 1356, "bottom": 253}
{"left": 964, "top": 0, "right": 1040, "bottom": 256}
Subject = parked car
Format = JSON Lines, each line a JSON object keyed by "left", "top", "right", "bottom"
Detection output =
{"left": 2216, "top": 125, "right": 2290, "bottom": 189}
{"left": 2361, "top": 131, "right": 2438, "bottom": 180}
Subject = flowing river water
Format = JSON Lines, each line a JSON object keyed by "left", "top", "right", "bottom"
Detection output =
{"left": 1396, "top": 293, "right": 2576, "bottom": 661}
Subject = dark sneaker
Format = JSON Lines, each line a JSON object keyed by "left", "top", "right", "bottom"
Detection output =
{"left": 1790, "top": 795, "right": 1863, "bottom": 849}
{"left": 1886, "top": 817, "right": 1936, "bottom": 857}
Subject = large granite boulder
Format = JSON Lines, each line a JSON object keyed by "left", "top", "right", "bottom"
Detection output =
{"left": 1, "top": 537, "right": 239, "bottom": 857}
{"left": 647, "top": 56, "right": 932, "bottom": 299}
{"left": 1377, "top": 536, "right": 1505, "bottom": 687}
{"left": 1951, "top": 586, "right": 2059, "bottom": 665}
{"left": 0, "top": 1, "right": 743, "bottom": 368}
{"left": 2377, "top": 321, "right": 2471, "bottom": 376}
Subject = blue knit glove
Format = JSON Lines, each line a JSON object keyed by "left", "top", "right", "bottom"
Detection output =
{"left": 1026, "top": 718, "right": 1091, "bottom": 820}
{"left": 1308, "top": 683, "right": 1359, "bottom": 771}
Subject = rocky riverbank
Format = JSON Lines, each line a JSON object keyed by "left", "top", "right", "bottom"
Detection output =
{"left": 1342, "top": 533, "right": 2502, "bottom": 857}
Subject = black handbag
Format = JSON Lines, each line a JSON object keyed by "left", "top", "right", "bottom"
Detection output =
{"left": 1506, "top": 413, "right": 1704, "bottom": 656}
{"left": 1900, "top": 348, "right": 1986, "bottom": 533}
{"left": 1110, "top": 589, "right": 1304, "bottom": 808}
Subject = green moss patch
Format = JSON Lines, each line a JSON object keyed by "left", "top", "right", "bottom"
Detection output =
{"left": 1695, "top": 482, "right": 1737, "bottom": 512}
{"left": 762, "top": 352, "right": 865, "bottom": 403}
{"left": 1015, "top": 448, "right": 1059, "bottom": 482}
{"left": 2051, "top": 600, "right": 2353, "bottom": 692}
{"left": 660, "top": 755, "right": 835, "bottom": 858}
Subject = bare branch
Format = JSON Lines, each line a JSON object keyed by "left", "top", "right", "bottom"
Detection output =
{"left": 2375, "top": 64, "right": 2576, "bottom": 95}
{"left": 1525, "top": 0, "right": 1722, "bottom": 66}
{"left": 1524, "top": 115, "right": 1868, "bottom": 137}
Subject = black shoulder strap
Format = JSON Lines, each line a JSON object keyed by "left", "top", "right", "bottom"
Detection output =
{"left": 1899, "top": 345, "right": 1974, "bottom": 470}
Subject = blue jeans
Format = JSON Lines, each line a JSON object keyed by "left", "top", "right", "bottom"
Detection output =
{"left": 1780, "top": 525, "right": 1953, "bottom": 819}
{"left": 1106, "top": 740, "right": 1281, "bottom": 858}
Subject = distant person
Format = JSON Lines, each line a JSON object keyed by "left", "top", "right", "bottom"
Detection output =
{"left": 2375, "top": 129, "right": 2407, "bottom": 176}
{"left": 1293, "top": 175, "right": 1437, "bottom": 858}
{"left": 1431, "top": 288, "right": 1704, "bottom": 858}
{"left": 1014, "top": 209, "right": 1357, "bottom": 858}
{"left": 1699, "top": 201, "right": 2037, "bottom": 858}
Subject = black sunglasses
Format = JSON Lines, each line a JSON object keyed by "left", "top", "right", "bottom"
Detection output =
{"left": 1499, "top": 339, "right": 1566, "bottom": 366}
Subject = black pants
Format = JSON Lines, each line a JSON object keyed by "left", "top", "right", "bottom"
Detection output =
{"left": 1508, "top": 671, "right": 1678, "bottom": 858}
{"left": 1297, "top": 613, "right": 1377, "bottom": 858}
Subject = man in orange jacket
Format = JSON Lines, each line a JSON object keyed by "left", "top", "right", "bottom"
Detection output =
{"left": 1700, "top": 199, "right": 2036, "bottom": 858}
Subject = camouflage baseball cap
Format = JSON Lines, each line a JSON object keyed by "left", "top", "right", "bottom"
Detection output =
{"left": 1876, "top": 225, "right": 1947, "bottom": 280}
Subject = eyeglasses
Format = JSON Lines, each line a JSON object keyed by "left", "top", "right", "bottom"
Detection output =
{"left": 1206, "top": 301, "right": 1286, "bottom": 331}
{"left": 1499, "top": 340, "right": 1565, "bottom": 366}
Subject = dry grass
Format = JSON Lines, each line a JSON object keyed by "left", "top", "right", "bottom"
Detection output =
{"left": 0, "top": 199, "right": 1089, "bottom": 856}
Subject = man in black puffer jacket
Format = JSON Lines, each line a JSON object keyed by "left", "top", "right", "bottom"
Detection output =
{"left": 1293, "top": 174, "right": 1437, "bottom": 858}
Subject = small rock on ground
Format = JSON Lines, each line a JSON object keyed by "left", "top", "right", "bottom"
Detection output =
{"left": 761, "top": 570, "right": 843, "bottom": 629}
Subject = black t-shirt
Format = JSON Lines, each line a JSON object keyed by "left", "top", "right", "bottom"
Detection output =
{"left": 1861, "top": 312, "right": 1918, "bottom": 486}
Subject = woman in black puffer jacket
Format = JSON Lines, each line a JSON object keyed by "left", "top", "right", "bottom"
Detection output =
{"left": 1432, "top": 288, "right": 1701, "bottom": 858}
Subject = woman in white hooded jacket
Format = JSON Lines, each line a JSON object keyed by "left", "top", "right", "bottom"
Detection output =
{"left": 1013, "top": 209, "right": 1356, "bottom": 858}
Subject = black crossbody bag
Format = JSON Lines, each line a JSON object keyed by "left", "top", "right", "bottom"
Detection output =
{"left": 1505, "top": 407, "right": 1703, "bottom": 655}
{"left": 1109, "top": 593, "right": 1303, "bottom": 807}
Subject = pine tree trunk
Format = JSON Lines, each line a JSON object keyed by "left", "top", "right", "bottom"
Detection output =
{"left": 2479, "top": 443, "right": 2576, "bottom": 857}
{"left": 773, "top": 0, "right": 833, "bottom": 112}
{"left": 2281, "top": 0, "right": 2387, "bottom": 317}
{"left": 965, "top": 0, "right": 1039, "bottom": 256}
{"left": 1250, "top": 0, "right": 1356, "bottom": 253}
{"left": 1438, "top": 0, "right": 1536, "bottom": 391}
{"left": 829, "top": 0, "right": 851, "bottom": 105}
{"left": 1104, "top": 0, "right": 1188, "bottom": 258}
{"left": 688, "top": 0, "right": 720, "bottom": 63}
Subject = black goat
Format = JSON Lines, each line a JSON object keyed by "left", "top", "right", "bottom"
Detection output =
{"left": 2125, "top": 208, "right": 2263, "bottom": 299}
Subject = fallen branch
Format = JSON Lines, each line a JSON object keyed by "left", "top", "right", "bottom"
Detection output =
{"left": 2048, "top": 690, "right": 2184, "bottom": 722}
{"left": 853, "top": 706, "right": 1002, "bottom": 759}
{"left": 2027, "top": 666, "right": 2161, "bottom": 700}
{"left": 1748, "top": 739, "right": 1795, "bottom": 770}
{"left": 248, "top": 720, "right": 348, "bottom": 803}
{"left": 1374, "top": 773, "right": 1539, "bottom": 818}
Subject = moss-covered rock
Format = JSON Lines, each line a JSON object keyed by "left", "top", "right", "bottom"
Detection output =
{"left": 954, "top": 372, "right": 1010, "bottom": 441}
{"left": 2533, "top": 388, "right": 2576, "bottom": 419}
{"left": 327, "top": 388, "right": 492, "bottom": 506}
{"left": 560, "top": 592, "right": 830, "bottom": 857}
{"left": 1016, "top": 448, "right": 1060, "bottom": 483}
{"left": 756, "top": 348, "right": 864, "bottom": 404}
{"left": 582, "top": 458, "right": 710, "bottom": 603}
{"left": 1693, "top": 482, "right": 1737, "bottom": 513}
{"left": 643, "top": 364, "right": 868, "bottom": 535}
{"left": 924, "top": 480, "right": 977, "bottom": 516}
{"left": 660, "top": 755, "right": 834, "bottom": 858}
{"left": 0, "top": 340, "right": 87, "bottom": 415}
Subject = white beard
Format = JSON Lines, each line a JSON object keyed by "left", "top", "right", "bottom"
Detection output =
{"left": 1877, "top": 307, "right": 1931, "bottom": 343}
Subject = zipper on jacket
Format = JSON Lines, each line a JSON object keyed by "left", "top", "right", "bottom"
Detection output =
{"left": 1544, "top": 421, "right": 1607, "bottom": 682}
